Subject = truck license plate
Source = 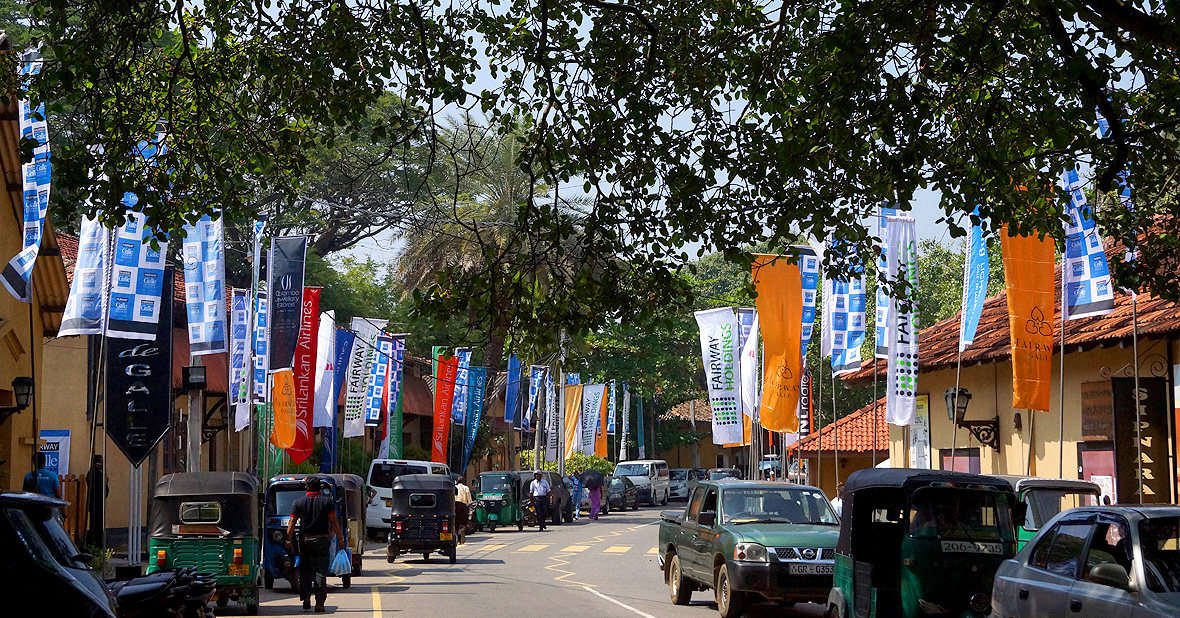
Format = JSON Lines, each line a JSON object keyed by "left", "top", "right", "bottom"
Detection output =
{"left": 440, "top": 533, "right": 453, "bottom": 541}
{"left": 228, "top": 563, "right": 250, "bottom": 576}
{"left": 788, "top": 563, "right": 834, "bottom": 575}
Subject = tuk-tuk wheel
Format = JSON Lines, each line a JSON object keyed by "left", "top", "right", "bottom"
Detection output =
{"left": 422, "top": 552, "right": 430, "bottom": 561}
{"left": 247, "top": 602, "right": 259, "bottom": 615}
{"left": 488, "top": 522, "right": 497, "bottom": 533}
{"left": 448, "top": 546, "right": 457, "bottom": 564}
{"left": 263, "top": 575, "right": 274, "bottom": 589}
{"left": 517, "top": 519, "right": 524, "bottom": 531}
{"left": 341, "top": 575, "right": 351, "bottom": 588}
{"left": 217, "top": 596, "right": 229, "bottom": 608}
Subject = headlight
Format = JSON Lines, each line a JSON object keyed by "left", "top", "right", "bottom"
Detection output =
{"left": 733, "top": 542, "right": 768, "bottom": 562}
{"left": 969, "top": 593, "right": 990, "bottom": 613}
{"left": 270, "top": 530, "right": 286, "bottom": 543}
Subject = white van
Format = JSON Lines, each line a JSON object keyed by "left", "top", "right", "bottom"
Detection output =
{"left": 365, "top": 459, "right": 451, "bottom": 534}
{"left": 613, "top": 459, "right": 670, "bottom": 506}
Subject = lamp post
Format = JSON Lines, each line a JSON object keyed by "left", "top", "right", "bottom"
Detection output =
{"left": 0, "top": 376, "right": 35, "bottom": 425}
{"left": 183, "top": 365, "right": 207, "bottom": 472}
{"left": 942, "top": 387, "right": 1000, "bottom": 453}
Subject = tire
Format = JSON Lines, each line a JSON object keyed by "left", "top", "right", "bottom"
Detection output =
{"left": 715, "top": 564, "right": 746, "bottom": 618}
{"left": 661, "top": 490, "right": 669, "bottom": 506}
{"left": 422, "top": 552, "right": 430, "bottom": 561}
{"left": 824, "top": 604, "right": 838, "bottom": 618}
{"left": 517, "top": 519, "right": 524, "bottom": 532}
{"left": 246, "top": 602, "right": 259, "bottom": 615}
{"left": 341, "top": 574, "right": 351, "bottom": 589}
{"left": 632, "top": 498, "right": 639, "bottom": 511}
{"left": 488, "top": 522, "right": 497, "bottom": 533}
{"left": 668, "top": 554, "right": 692, "bottom": 606}
{"left": 286, "top": 572, "right": 299, "bottom": 593}
{"left": 217, "top": 596, "right": 229, "bottom": 608}
{"left": 448, "top": 545, "right": 457, "bottom": 564}
{"left": 388, "top": 550, "right": 398, "bottom": 563}
{"left": 602, "top": 502, "right": 610, "bottom": 516}
{"left": 263, "top": 574, "right": 274, "bottom": 589}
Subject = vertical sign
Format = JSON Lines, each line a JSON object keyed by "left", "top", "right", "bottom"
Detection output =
{"left": 2, "top": 48, "right": 52, "bottom": 303}
{"left": 431, "top": 354, "right": 459, "bottom": 464}
{"left": 288, "top": 288, "right": 320, "bottom": 464}
{"left": 607, "top": 379, "right": 617, "bottom": 435}
{"left": 1112, "top": 378, "right": 1169, "bottom": 503}
{"left": 344, "top": 317, "right": 386, "bottom": 437}
{"left": 251, "top": 293, "right": 269, "bottom": 403}
{"left": 1062, "top": 169, "right": 1115, "bottom": 319}
{"left": 694, "top": 307, "right": 744, "bottom": 444}
{"left": 885, "top": 216, "right": 919, "bottom": 426}
{"left": 181, "top": 214, "right": 227, "bottom": 354}
{"left": 59, "top": 216, "right": 110, "bottom": 337}
{"left": 365, "top": 335, "right": 393, "bottom": 427}
{"left": 451, "top": 348, "right": 472, "bottom": 425}
{"left": 38, "top": 430, "right": 70, "bottom": 477}
{"left": 267, "top": 236, "right": 307, "bottom": 370}
{"left": 381, "top": 335, "right": 406, "bottom": 459}
{"left": 504, "top": 354, "right": 521, "bottom": 424}
{"left": 797, "top": 369, "right": 812, "bottom": 438}
{"left": 107, "top": 212, "right": 169, "bottom": 340}
{"left": 875, "top": 206, "right": 898, "bottom": 358}
{"left": 229, "top": 289, "right": 250, "bottom": 431}
{"left": 461, "top": 366, "right": 487, "bottom": 474}
{"left": 581, "top": 384, "right": 606, "bottom": 456}
{"left": 545, "top": 371, "right": 558, "bottom": 460}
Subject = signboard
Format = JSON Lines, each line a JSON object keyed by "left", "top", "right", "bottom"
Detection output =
{"left": 1112, "top": 377, "right": 1169, "bottom": 503}
{"left": 105, "top": 268, "right": 174, "bottom": 466}
{"left": 267, "top": 236, "right": 307, "bottom": 370}
{"left": 1080, "top": 380, "right": 1114, "bottom": 441}
{"left": 909, "top": 394, "right": 931, "bottom": 469}
{"left": 38, "top": 430, "right": 70, "bottom": 476}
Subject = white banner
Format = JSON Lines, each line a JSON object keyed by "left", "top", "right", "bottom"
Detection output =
{"left": 2, "top": 49, "right": 51, "bottom": 303}
{"left": 181, "top": 214, "right": 227, "bottom": 355}
{"left": 313, "top": 310, "right": 337, "bottom": 427}
{"left": 886, "top": 216, "right": 919, "bottom": 426}
{"left": 343, "top": 317, "right": 385, "bottom": 438}
{"left": 740, "top": 312, "right": 760, "bottom": 419}
{"left": 545, "top": 369, "right": 558, "bottom": 460}
{"left": 694, "top": 307, "right": 744, "bottom": 445}
{"left": 229, "top": 289, "right": 250, "bottom": 431}
{"left": 1062, "top": 169, "right": 1115, "bottom": 320}
{"left": 581, "top": 384, "right": 606, "bottom": 456}
{"left": 59, "top": 216, "right": 110, "bottom": 337}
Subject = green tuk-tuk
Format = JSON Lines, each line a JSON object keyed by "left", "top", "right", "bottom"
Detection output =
{"left": 826, "top": 469, "right": 1022, "bottom": 618}
{"left": 474, "top": 471, "right": 525, "bottom": 532}
{"left": 324, "top": 473, "right": 367, "bottom": 575}
{"left": 147, "top": 472, "right": 260, "bottom": 614}
{"left": 994, "top": 475, "right": 1101, "bottom": 549}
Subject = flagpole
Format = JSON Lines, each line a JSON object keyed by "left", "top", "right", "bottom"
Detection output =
{"left": 1132, "top": 292, "right": 1142, "bottom": 502}
{"left": 872, "top": 362, "right": 878, "bottom": 467}
{"left": 1058, "top": 263, "right": 1067, "bottom": 478}
{"left": 831, "top": 369, "right": 839, "bottom": 489}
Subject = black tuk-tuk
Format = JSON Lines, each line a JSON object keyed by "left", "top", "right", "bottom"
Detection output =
{"left": 827, "top": 469, "right": 1022, "bottom": 618}
{"left": 386, "top": 474, "right": 457, "bottom": 564}
{"left": 146, "top": 472, "right": 260, "bottom": 614}
{"left": 324, "top": 473, "right": 366, "bottom": 575}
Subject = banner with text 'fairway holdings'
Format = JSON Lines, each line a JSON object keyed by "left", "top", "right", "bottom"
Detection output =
{"left": 581, "top": 384, "right": 606, "bottom": 456}
{"left": 752, "top": 255, "right": 802, "bottom": 433}
{"left": 885, "top": 216, "right": 919, "bottom": 427}
{"left": 1001, "top": 225, "right": 1056, "bottom": 412}
{"left": 431, "top": 354, "right": 459, "bottom": 464}
{"left": 694, "top": 307, "right": 744, "bottom": 444}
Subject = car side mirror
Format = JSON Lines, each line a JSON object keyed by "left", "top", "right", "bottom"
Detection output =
{"left": 1012, "top": 502, "right": 1028, "bottom": 528}
{"left": 699, "top": 512, "right": 716, "bottom": 527}
{"left": 1088, "top": 563, "right": 1132, "bottom": 591}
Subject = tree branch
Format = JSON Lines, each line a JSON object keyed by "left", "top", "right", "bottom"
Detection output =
{"left": 1081, "top": 0, "right": 1178, "bottom": 53}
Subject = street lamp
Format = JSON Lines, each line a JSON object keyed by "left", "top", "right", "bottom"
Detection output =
{"left": 941, "top": 386, "right": 1000, "bottom": 452}
{"left": 943, "top": 387, "right": 972, "bottom": 424}
{"left": 0, "top": 376, "right": 34, "bottom": 425}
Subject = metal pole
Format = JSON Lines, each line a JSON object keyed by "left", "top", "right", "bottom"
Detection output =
{"left": 831, "top": 370, "right": 839, "bottom": 488}
{"left": 872, "top": 362, "right": 878, "bottom": 466}
{"left": 557, "top": 329, "right": 567, "bottom": 476}
{"left": 1132, "top": 293, "right": 1142, "bottom": 503}
{"left": 1058, "top": 273, "right": 1067, "bottom": 479}
{"left": 953, "top": 356, "right": 963, "bottom": 472}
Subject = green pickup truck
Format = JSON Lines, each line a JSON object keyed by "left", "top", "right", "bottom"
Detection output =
{"left": 658, "top": 480, "right": 840, "bottom": 618}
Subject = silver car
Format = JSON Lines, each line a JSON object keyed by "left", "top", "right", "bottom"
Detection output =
{"left": 992, "top": 505, "right": 1179, "bottom": 618}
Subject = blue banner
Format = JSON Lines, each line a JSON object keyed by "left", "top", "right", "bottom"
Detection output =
{"left": 182, "top": 214, "right": 227, "bottom": 354}
{"left": 875, "top": 206, "right": 898, "bottom": 358}
{"left": 230, "top": 289, "right": 250, "bottom": 432}
{"left": 2, "top": 49, "right": 51, "bottom": 303}
{"left": 567, "top": 373, "right": 580, "bottom": 385}
{"left": 59, "top": 216, "right": 109, "bottom": 337}
{"left": 1096, "top": 113, "right": 1136, "bottom": 264}
{"left": 798, "top": 247, "right": 820, "bottom": 361}
{"left": 364, "top": 335, "right": 392, "bottom": 426}
{"left": 451, "top": 348, "right": 472, "bottom": 425}
{"left": 524, "top": 365, "right": 545, "bottom": 428}
{"left": 1062, "top": 169, "right": 1115, "bottom": 319}
{"left": 379, "top": 335, "right": 406, "bottom": 459}
{"left": 461, "top": 366, "right": 487, "bottom": 475}
{"left": 607, "top": 379, "right": 617, "bottom": 435}
{"left": 504, "top": 354, "right": 521, "bottom": 423}
{"left": 959, "top": 209, "right": 989, "bottom": 350}
{"left": 252, "top": 293, "right": 268, "bottom": 403}
{"left": 322, "top": 329, "right": 355, "bottom": 473}
{"left": 826, "top": 241, "right": 867, "bottom": 375}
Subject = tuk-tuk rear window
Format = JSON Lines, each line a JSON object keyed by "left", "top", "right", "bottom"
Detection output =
{"left": 180, "top": 501, "right": 222, "bottom": 524}
{"left": 480, "top": 476, "right": 513, "bottom": 495}
{"left": 1023, "top": 488, "right": 1100, "bottom": 530}
{"left": 369, "top": 463, "right": 429, "bottom": 488}
{"left": 410, "top": 494, "right": 437, "bottom": 508}
{"left": 908, "top": 488, "right": 1013, "bottom": 542}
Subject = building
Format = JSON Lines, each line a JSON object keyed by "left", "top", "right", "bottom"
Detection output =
{"left": 787, "top": 398, "right": 889, "bottom": 497}
{"left": 658, "top": 398, "right": 753, "bottom": 471}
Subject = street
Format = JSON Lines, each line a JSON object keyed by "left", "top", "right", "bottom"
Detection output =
{"left": 253, "top": 506, "right": 825, "bottom": 618}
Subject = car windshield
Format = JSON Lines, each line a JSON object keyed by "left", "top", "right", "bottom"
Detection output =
{"left": 908, "top": 488, "right": 1014, "bottom": 542}
{"left": 1024, "top": 488, "right": 1100, "bottom": 530}
{"left": 30, "top": 509, "right": 87, "bottom": 569}
{"left": 1, "top": 508, "right": 62, "bottom": 574}
{"left": 369, "top": 463, "right": 427, "bottom": 488}
{"left": 480, "top": 476, "right": 513, "bottom": 495}
{"left": 721, "top": 488, "right": 838, "bottom": 525}
{"left": 610, "top": 478, "right": 625, "bottom": 491}
{"left": 268, "top": 488, "right": 306, "bottom": 516}
{"left": 709, "top": 469, "right": 740, "bottom": 480}
{"left": 1139, "top": 516, "right": 1179, "bottom": 594}
{"left": 615, "top": 464, "right": 650, "bottom": 477}
{"left": 670, "top": 470, "right": 687, "bottom": 481}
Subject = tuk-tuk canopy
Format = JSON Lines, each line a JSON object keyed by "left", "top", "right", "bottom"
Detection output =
{"left": 323, "top": 473, "right": 366, "bottom": 521}
{"left": 150, "top": 472, "right": 259, "bottom": 538}
{"left": 992, "top": 475, "right": 1100, "bottom": 494}
{"left": 389, "top": 474, "right": 456, "bottom": 516}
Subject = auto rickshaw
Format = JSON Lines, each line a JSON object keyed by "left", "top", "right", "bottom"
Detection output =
{"left": 386, "top": 474, "right": 457, "bottom": 564}
{"left": 146, "top": 472, "right": 260, "bottom": 614}
{"left": 262, "top": 474, "right": 353, "bottom": 590}
{"left": 474, "top": 471, "right": 525, "bottom": 532}
{"left": 324, "top": 473, "right": 367, "bottom": 575}
{"left": 993, "top": 475, "right": 1101, "bottom": 549}
{"left": 825, "top": 469, "right": 1024, "bottom": 618}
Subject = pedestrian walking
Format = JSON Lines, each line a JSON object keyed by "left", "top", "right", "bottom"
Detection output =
{"left": 568, "top": 471, "right": 583, "bottom": 520}
{"left": 455, "top": 476, "right": 472, "bottom": 544}
{"left": 580, "top": 469, "right": 606, "bottom": 520}
{"left": 286, "top": 477, "right": 346, "bottom": 612}
{"left": 528, "top": 470, "right": 551, "bottom": 531}
{"left": 588, "top": 484, "right": 602, "bottom": 520}
{"left": 23, "top": 452, "right": 61, "bottom": 498}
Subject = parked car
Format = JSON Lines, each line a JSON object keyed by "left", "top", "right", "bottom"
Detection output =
{"left": 659, "top": 479, "right": 840, "bottom": 617}
{"left": 514, "top": 470, "right": 572, "bottom": 523}
{"left": 615, "top": 460, "right": 671, "bottom": 506}
{"left": 605, "top": 476, "right": 640, "bottom": 512}
{"left": 994, "top": 475, "right": 1102, "bottom": 549}
{"left": 708, "top": 467, "right": 743, "bottom": 481}
{"left": 670, "top": 468, "right": 704, "bottom": 500}
{"left": 993, "top": 505, "right": 1179, "bottom": 618}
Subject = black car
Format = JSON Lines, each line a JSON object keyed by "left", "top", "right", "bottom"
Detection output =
{"left": 0, "top": 492, "right": 117, "bottom": 617}
{"left": 604, "top": 476, "right": 640, "bottom": 512}
{"left": 515, "top": 471, "right": 573, "bottom": 523}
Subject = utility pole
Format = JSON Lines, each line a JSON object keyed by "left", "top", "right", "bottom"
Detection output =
{"left": 556, "top": 329, "right": 567, "bottom": 477}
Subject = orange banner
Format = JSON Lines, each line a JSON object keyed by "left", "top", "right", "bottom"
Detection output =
{"left": 564, "top": 384, "right": 584, "bottom": 458}
{"left": 753, "top": 254, "right": 803, "bottom": 432}
{"left": 1001, "top": 226, "right": 1056, "bottom": 412}
{"left": 596, "top": 390, "right": 609, "bottom": 458}
{"left": 270, "top": 369, "right": 297, "bottom": 449}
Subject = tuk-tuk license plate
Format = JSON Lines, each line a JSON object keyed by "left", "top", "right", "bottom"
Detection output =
{"left": 788, "top": 563, "right": 833, "bottom": 575}
{"left": 228, "top": 563, "right": 250, "bottom": 576}
{"left": 440, "top": 533, "right": 453, "bottom": 541}
{"left": 385, "top": 499, "right": 393, "bottom": 507}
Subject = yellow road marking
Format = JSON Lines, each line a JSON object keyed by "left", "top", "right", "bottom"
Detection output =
{"left": 647, "top": 547, "right": 659, "bottom": 554}
{"left": 372, "top": 589, "right": 381, "bottom": 617}
{"left": 472, "top": 544, "right": 508, "bottom": 551}
{"left": 562, "top": 545, "right": 591, "bottom": 552}
{"left": 517, "top": 544, "right": 551, "bottom": 552}
{"left": 603, "top": 545, "right": 631, "bottom": 553}
{"left": 546, "top": 553, "right": 597, "bottom": 588}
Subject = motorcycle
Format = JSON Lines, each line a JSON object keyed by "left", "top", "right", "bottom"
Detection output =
{"left": 109, "top": 568, "right": 220, "bottom": 618}
{"left": 522, "top": 496, "right": 538, "bottom": 528}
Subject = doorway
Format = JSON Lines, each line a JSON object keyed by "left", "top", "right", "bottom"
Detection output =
{"left": 939, "top": 447, "right": 980, "bottom": 473}
{"left": 1078, "top": 441, "right": 1116, "bottom": 503}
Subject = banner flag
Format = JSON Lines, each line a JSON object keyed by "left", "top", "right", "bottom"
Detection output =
{"left": 460, "top": 366, "right": 487, "bottom": 474}
{"left": 1096, "top": 113, "right": 1137, "bottom": 264}
{"left": 267, "top": 236, "right": 306, "bottom": 369}
{"left": 251, "top": 293, "right": 268, "bottom": 403}
{"left": 343, "top": 317, "right": 386, "bottom": 437}
{"left": 313, "top": 310, "right": 337, "bottom": 428}
{"left": 1001, "top": 226, "right": 1056, "bottom": 412}
{"left": 607, "top": 380, "right": 617, "bottom": 435}
{"left": 513, "top": 371, "right": 529, "bottom": 432}
{"left": 618, "top": 384, "right": 630, "bottom": 461}
{"left": 270, "top": 368, "right": 297, "bottom": 449}
{"left": 524, "top": 365, "right": 545, "bottom": 427}
{"left": 545, "top": 371, "right": 558, "bottom": 460}
{"left": 380, "top": 335, "right": 406, "bottom": 459}
{"left": 431, "top": 353, "right": 459, "bottom": 464}
{"left": 59, "top": 216, "right": 109, "bottom": 337}
{"left": 564, "top": 384, "right": 584, "bottom": 457}
{"left": 322, "top": 328, "right": 354, "bottom": 472}
{"left": 230, "top": 289, "right": 250, "bottom": 431}
{"left": 740, "top": 312, "right": 760, "bottom": 419}
{"left": 581, "top": 384, "right": 606, "bottom": 456}
{"left": 798, "top": 368, "right": 812, "bottom": 438}
{"left": 885, "top": 216, "right": 919, "bottom": 426}
{"left": 798, "top": 247, "right": 820, "bottom": 360}
{"left": 694, "top": 307, "right": 745, "bottom": 444}
{"left": 1062, "top": 169, "right": 1115, "bottom": 319}
{"left": 636, "top": 396, "right": 645, "bottom": 458}
{"left": 2, "top": 49, "right": 51, "bottom": 303}
{"left": 596, "top": 383, "right": 609, "bottom": 457}
{"left": 288, "top": 288, "right": 320, "bottom": 464}
{"left": 960, "top": 209, "right": 990, "bottom": 351}
{"left": 567, "top": 373, "right": 581, "bottom": 385}
{"left": 181, "top": 214, "right": 227, "bottom": 355}
{"left": 104, "top": 268, "right": 173, "bottom": 466}
{"left": 824, "top": 241, "right": 867, "bottom": 375}
{"left": 752, "top": 254, "right": 803, "bottom": 433}
{"left": 451, "top": 348, "right": 472, "bottom": 425}
{"left": 107, "top": 211, "right": 169, "bottom": 340}
{"left": 875, "top": 206, "right": 898, "bottom": 358}
{"left": 365, "top": 335, "right": 393, "bottom": 427}
{"left": 504, "top": 354, "right": 522, "bottom": 423}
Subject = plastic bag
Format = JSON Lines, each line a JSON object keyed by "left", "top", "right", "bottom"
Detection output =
{"left": 330, "top": 549, "right": 351, "bottom": 576}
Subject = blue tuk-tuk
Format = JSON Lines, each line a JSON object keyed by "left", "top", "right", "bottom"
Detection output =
{"left": 262, "top": 475, "right": 354, "bottom": 590}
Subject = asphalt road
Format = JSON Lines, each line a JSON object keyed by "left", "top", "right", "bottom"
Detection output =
{"left": 249, "top": 505, "right": 826, "bottom": 618}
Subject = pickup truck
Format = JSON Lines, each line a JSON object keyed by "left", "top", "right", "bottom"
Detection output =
{"left": 658, "top": 480, "right": 840, "bottom": 618}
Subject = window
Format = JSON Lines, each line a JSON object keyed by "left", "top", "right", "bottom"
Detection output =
{"left": 685, "top": 487, "right": 706, "bottom": 524}
{"left": 907, "top": 488, "right": 1014, "bottom": 541}
{"left": 369, "top": 463, "right": 427, "bottom": 488}
{"left": 718, "top": 488, "right": 839, "bottom": 525}
{"left": 1024, "top": 488, "right": 1101, "bottom": 530}
{"left": 409, "top": 494, "right": 437, "bottom": 508}
{"left": 1139, "top": 516, "right": 1179, "bottom": 593}
{"left": 179, "top": 501, "right": 222, "bottom": 524}
{"left": 939, "top": 448, "right": 981, "bottom": 474}
{"left": 1083, "top": 519, "right": 1134, "bottom": 582}
{"left": 1045, "top": 523, "right": 1092, "bottom": 579}
{"left": 615, "top": 463, "right": 651, "bottom": 477}
{"left": 2, "top": 508, "right": 64, "bottom": 573}
{"left": 1030, "top": 526, "right": 1057, "bottom": 569}
{"left": 700, "top": 489, "right": 718, "bottom": 524}
{"left": 431, "top": 465, "right": 449, "bottom": 476}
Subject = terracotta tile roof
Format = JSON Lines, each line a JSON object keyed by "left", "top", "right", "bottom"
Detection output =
{"left": 789, "top": 398, "right": 888, "bottom": 454}
{"left": 57, "top": 232, "right": 79, "bottom": 271}
{"left": 841, "top": 265, "right": 1180, "bottom": 384}
{"left": 660, "top": 397, "right": 712, "bottom": 422}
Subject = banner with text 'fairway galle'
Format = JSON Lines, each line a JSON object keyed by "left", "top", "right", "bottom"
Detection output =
{"left": 694, "top": 307, "right": 744, "bottom": 445}
{"left": 1001, "top": 225, "right": 1056, "bottom": 412}
{"left": 752, "top": 255, "right": 802, "bottom": 433}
